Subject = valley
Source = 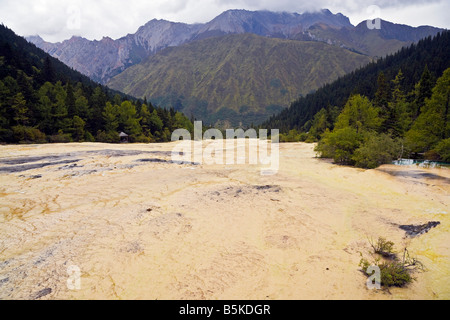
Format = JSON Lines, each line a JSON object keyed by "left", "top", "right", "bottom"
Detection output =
{"left": 27, "top": 9, "right": 443, "bottom": 126}
{"left": 1, "top": 5, "right": 449, "bottom": 302}
{"left": 107, "top": 33, "right": 371, "bottom": 126}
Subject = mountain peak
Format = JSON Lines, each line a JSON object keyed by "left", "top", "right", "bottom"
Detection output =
{"left": 354, "top": 19, "right": 443, "bottom": 42}
{"left": 223, "top": 8, "right": 250, "bottom": 14}
{"left": 141, "top": 18, "right": 189, "bottom": 28}
{"left": 26, "top": 35, "right": 44, "bottom": 45}
{"left": 101, "top": 36, "right": 114, "bottom": 42}
{"left": 68, "top": 35, "right": 85, "bottom": 40}
{"left": 197, "top": 9, "right": 353, "bottom": 37}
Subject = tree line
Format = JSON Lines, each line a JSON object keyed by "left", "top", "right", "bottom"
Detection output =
{"left": 264, "top": 31, "right": 450, "bottom": 135}
{"left": 312, "top": 66, "right": 449, "bottom": 168}
{"left": 0, "top": 24, "right": 194, "bottom": 144}
{"left": 0, "top": 69, "right": 194, "bottom": 144}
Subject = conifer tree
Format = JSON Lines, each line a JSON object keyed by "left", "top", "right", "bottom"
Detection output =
{"left": 72, "top": 115, "right": 86, "bottom": 141}
{"left": 65, "top": 82, "right": 76, "bottom": 117}
{"left": 103, "top": 102, "right": 119, "bottom": 133}
{"left": 406, "top": 67, "right": 450, "bottom": 153}
{"left": 375, "top": 72, "right": 390, "bottom": 112}
{"left": 386, "top": 70, "right": 410, "bottom": 137}
{"left": 12, "top": 92, "right": 28, "bottom": 126}
{"left": 413, "top": 65, "right": 434, "bottom": 118}
{"left": 42, "top": 56, "right": 56, "bottom": 83}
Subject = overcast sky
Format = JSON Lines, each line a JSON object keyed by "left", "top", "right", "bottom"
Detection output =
{"left": 0, "top": 0, "right": 448, "bottom": 42}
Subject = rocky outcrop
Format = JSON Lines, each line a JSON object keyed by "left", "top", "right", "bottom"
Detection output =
{"left": 27, "top": 20, "right": 202, "bottom": 84}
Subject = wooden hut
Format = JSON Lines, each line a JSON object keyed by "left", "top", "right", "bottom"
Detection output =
{"left": 119, "top": 132, "right": 129, "bottom": 143}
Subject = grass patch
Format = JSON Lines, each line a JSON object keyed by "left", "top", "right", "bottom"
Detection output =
{"left": 359, "top": 237, "right": 424, "bottom": 289}
{"left": 370, "top": 237, "right": 396, "bottom": 259}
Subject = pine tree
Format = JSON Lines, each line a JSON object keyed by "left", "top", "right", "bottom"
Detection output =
{"left": 374, "top": 72, "right": 391, "bottom": 132}
{"left": 173, "top": 112, "right": 194, "bottom": 133}
{"left": 42, "top": 56, "right": 56, "bottom": 84}
{"left": 307, "top": 108, "right": 330, "bottom": 141}
{"left": 386, "top": 70, "right": 410, "bottom": 137}
{"left": 148, "top": 101, "right": 155, "bottom": 113}
{"left": 65, "top": 82, "right": 77, "bottom": 117}
{"left": 75, "top": 94, "right": 89, "bottom": 121}
{"left": 413, "top": 65, "right": 434, "bottom": 118}
{"left": 88, "top": 86, "right": 107, "bottom": 133}
{"left": 391, "top": 70, "right": 405, "bottom": 103}
{"left": 118, "top": 101, "right": 142, "bottom": 140}
{"left": 16, "top": 71, "right": 36, "bottom": 124}
{"left": 0, "top": 79, "right": 10, "bottom": 120}
{"left": 113, "top": 94, "right": 122, "bottom": 107}
{"left": 148, "top": 109, "right": 164, "bottom": 134}
{"left": 103, "top": 102, "right": 119, "bottom": 133}
{"left": 406, "top": 67, "right": 450, "bottom": 153}
{"left": 334, "top": 95, "right": 382, "bottom": 134}
{"left": 52, "top": 81, "right": 70, "bottom": 133}
{"left": 139, "top": 103, "right": 152, "bottom": 135}
{"left": 375, "top": 72, "right": 390, "bottom": 111}
{"left": 11, "top": 92, "right": 29, "bottom": 126}
{"left": 72, "top": 115, "right": 86, "bottom": 141}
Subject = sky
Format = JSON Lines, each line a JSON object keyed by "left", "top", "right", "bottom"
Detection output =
{"left": 0, "top": 0, "right": 448, "bottom": 42}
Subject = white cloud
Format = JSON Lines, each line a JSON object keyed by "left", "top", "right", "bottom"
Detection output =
{"left": 373, "top": 1, "right": 450, "bottom": 28}
{"left": 0, "top": 0, "right": 447, "bottom": 42}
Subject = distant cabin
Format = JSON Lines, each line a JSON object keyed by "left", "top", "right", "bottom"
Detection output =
{"left": 119, "top": 132, "right": 129, "bottom": 143}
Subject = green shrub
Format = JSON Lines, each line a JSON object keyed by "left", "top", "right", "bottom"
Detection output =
{"left": 359, "top": 258, "right": 413, "bottom": 288}
{"left": 424, "top": 149, "right": 441, "bottom": 161}
{"left": 369, "top": 237, "right": 396, "bottom": 259}
{"left": 315, "top": 127, "right": 362, "bottom": 165}
{"left": 133, "top": 134, "right": 152, "bottom": 143}
{"left": 279, "top": 129, "right": 307, "bottom": 142}
{"left": 48, "top": 130, "right": 73, "bottom": 143}
{"left": 12, "top": 125, "right": 47, "bottom": 144}
{"left": 359, "top": 237, "right": 421, "bottom": 288}
{"left": 96, "top": 130, "right": 119, "bottom": 143}
{"left": 433, "top": 138, "right": 450, "bottom": 162}
{"left": 84, "top": 131, "right": 95, "bottom": 142}
{"left": 352, "top": 133, "right": 403, "bottom": 169}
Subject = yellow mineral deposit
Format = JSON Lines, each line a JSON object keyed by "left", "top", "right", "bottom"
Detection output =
{"left": 0, "top": 142, "right": 448, "bottom": 300}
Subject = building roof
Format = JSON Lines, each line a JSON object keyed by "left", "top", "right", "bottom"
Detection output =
{"left": 119, "top": 132, "right": 129, "bottom": 137}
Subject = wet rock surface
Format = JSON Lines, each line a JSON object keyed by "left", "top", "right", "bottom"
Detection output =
{"left": 0, "top": 149, "right": 174, "bottom": 172}
{"left": 399, "top": 221, "right": 441, "bottom": 237}
{"left": 0, "top": 160, "right": 81, "bottom": 173}
{"left": 0, "top": 149, "right": 184, "bottom": 174}
{"left": 31, "top": 288, "right": 52, "bottom": 300}
{"left": 136, "top": 158, "right": 199, "bottom": 165}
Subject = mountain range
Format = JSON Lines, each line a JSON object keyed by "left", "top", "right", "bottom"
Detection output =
{"left": 27, "top": 9, "right": 444, "bottom": 126}
{"left": 27, "top": 9, "right": 443, "bottom": 85}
